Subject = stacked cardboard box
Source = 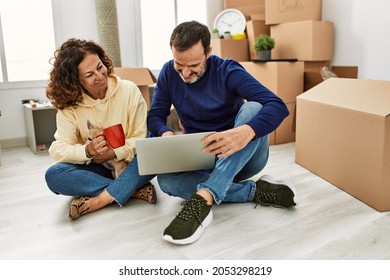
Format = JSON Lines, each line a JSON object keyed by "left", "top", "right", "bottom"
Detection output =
{"left": 216, "top": 0, "right": 301, "bottom": 145}
{"left": 246, "top": 14, "right": 270, "bottom": 60}
{"left": 240, "top": 61, "right": 303, "bottom": 145}
{"left": 212, "top": 0, "right": 266, "bottom": 62}
{"left": 224, "top": 0, "right": 265, "bottom": 20}
{"left": 265, "top": 0, "right": 322, "bottom": 25}
{"left": 211, "top": 39, "right": 249, "bottom": 62}
{"left": 213, "top": 0, "right": 358, "bottom": 146}
{"left": 271, "top": 20, "right": 334, "bottom": 61}
{"left": 266, "top": 0, "right": 334, "bottom": 86}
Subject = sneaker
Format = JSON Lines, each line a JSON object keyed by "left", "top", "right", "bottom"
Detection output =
{"left": 162, "top": 194, "right": 213, "bottom": 245}
{"left": 253, "top": 175, "right": 297, "bottom": 208}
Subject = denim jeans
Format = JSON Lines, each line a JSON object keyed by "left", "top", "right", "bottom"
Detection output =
{"left": 157, "top": 101, "right": 269, "bottom": 204}
{"left": 45, "top": 156, "right": 155, "bottom": 206}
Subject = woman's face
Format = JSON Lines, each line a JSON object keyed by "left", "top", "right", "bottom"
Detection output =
{"left": 78, "top": 53, "right": 108, "bottom": 99}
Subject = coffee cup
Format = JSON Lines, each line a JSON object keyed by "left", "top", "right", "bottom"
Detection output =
{"left": 103, "top": 123, "right": 125, "bottom": 149}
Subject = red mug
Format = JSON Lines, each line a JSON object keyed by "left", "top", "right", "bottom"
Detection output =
{"left": 103, "top": 123, "right": 125, "bottom": 149}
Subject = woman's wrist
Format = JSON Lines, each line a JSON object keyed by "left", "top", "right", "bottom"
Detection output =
{"left": 85, "top": 144, "right": 93, "bottom": 158}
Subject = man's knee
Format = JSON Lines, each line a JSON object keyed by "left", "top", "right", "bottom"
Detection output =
{"left": 235, "top": 102, "right": 262, "bottom": 125}
{"left": 156, "top": 174, "right": 173, "bottom": 194}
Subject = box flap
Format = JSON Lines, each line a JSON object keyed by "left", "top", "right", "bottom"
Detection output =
{"left": 114, "top": 67, "right": 156, "bottom": 86}
{"left": 225, "top": 0, "right": 265, "bottom": 19}
{"left": 298, "top": 78, "right": 390, "bottom": 117}
{"left": 331, "top": 66, "right": 358, "bottom": 79}
{"left": 249, "top": 14, "right": 265, "bottom": 21}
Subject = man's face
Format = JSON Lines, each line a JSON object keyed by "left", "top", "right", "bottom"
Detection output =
{"left": 172, "top": 41, "right": 211, "bottom": 84}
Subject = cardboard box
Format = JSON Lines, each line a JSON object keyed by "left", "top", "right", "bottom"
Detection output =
{"left": 246, "top": 19, "right": 270, "bottom": 60}
{"left": 331, "top": 66, "right": 359, "bottom": 79}
{"left": 291, "top": 65, "right": 358, "bottom": 133}
{"left": 303, "top": 71, "right": 325, "bottom": 92}
{"left": 274, "top": 102, "right": 295, "bottom": 145}
{"left": 303, "top": 61, "right": 331, "bottom": 72}
{"left": 271, "top": 21, "right": 334, "bottom": 61}
{"left": 268, "top": 131, "right": 275, "bottom": 146}
{"left": 114, "top": 67, "right": 156, "bottom": 108}
{"left": 211, "top": 39, "right": 249, "bottom": 62}
{"left": 265, "top": 0, "right": 322, "bottom": 25}
{"left": 225, "top": 0, "right": 265, "bottom": 20}
{"left": 295, "top": 78, "right": 390, "bottom": 212}
{"left": 304, "top": 65, "right": 358, "bottom": 91}
{"left": 269, "top": 102, "right": 295, "bottom": 146}
{"left": 240, "top": 61, "right": 304, "bottom": 103}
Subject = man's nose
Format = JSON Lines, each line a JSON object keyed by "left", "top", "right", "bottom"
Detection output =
{"left": 182, "top": 67, "right": 192, "bottom": 77}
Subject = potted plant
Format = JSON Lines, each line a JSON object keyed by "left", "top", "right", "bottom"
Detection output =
{"left": 212, "top": 28, "right": 221, "bottom": 39}
{"left": 254, "top": 34, "right": 275, "bottom": 60}
{"left": 223, "top": 31, "right": 231, "bottom": 39}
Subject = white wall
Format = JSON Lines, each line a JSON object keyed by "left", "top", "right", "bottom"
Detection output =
{"left": 0, "top": 0, "right": 389, "bottom": 146}
{"left": 322, "top": 0, "right": 390, "bottom": 81}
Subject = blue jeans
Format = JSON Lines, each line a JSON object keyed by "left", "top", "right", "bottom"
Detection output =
{"left": 157, "top": 102, "right": 269, "bottom": 204}
{"left": 45, "top": 157, "right": 155, "bottom": 206}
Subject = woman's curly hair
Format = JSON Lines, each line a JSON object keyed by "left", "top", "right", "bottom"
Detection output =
{"left": 46, "top": 38, "right": 113, "bottom": 110}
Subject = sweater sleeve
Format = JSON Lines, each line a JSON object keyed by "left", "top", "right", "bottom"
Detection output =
{"left": 147, "top": 62, "right": 175, "bottom": 136}
{"left": 48, "top": 109, "right": 89, "bottom": 164}
{"left": 227, "top": 64, "right": 289, "bottom": 138}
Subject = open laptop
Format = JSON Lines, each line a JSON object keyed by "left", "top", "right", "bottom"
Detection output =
{"left": 135, "top": 132, "right": 216, "bottom": 175}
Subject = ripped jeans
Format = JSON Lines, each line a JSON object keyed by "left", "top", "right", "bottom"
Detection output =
{"left": 45, "top": 156, "right": 155, "bottom": 206}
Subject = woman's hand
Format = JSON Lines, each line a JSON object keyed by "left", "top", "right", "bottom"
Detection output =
{"left": 92, "top": 148, "right": 116, "bottom": 164}
{"left": 86, "top": 131, "right": 116, "bottom": 163}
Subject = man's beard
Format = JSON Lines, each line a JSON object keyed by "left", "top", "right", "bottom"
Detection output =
{"left": 178, "top": 61, "right": 207, "bottom": 84}
{"left": 179, "top": 71, "right": 204, "bottom": 84}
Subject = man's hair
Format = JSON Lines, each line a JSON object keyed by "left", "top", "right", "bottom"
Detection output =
{"left": 169, "top": 21, "right": 211, "bottom": 55}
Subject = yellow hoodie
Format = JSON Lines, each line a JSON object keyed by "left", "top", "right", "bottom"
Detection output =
{"left": 49, "top": 74, "right": 148, "bottom": 164}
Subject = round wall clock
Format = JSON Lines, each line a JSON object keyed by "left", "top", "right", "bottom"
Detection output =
{"left": 213, "top": 9, "right": 246, "bottom": 37}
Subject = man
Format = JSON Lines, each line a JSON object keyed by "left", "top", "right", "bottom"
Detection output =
{"left": 147, "top": 21, "right": 297, "bottom": 245}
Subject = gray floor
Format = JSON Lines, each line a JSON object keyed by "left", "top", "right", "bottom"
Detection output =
{"left": 1, "top": 142, "right": 390, "bottom": 260}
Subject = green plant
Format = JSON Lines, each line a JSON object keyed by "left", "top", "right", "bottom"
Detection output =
{"left": 254, "top": 34, "right": 275, "bottom": 51}
{"left": 223, "top": 31, "right": 232, "bottom": 39}
{"left": 212, "top": 28, "right": 219, "bottom": 34}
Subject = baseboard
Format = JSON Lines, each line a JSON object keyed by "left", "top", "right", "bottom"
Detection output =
{"left": 0, "top": 137, "right": 27, "bottom": 149}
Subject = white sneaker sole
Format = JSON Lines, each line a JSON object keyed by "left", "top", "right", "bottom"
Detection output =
{"left": 259, "top": 174, "right": 298, "bottom": 205}
{"left": 162, "top": 210, "right": 213, "bottom": 245}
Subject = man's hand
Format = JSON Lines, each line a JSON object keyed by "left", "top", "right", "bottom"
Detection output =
{"left": 201, "top": 125, "right": 256, "bottom": 158}
{"left": 162, "top": 131, "right": 176, "bottom": 137}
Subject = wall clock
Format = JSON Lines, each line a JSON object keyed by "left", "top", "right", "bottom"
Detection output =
{"left": 213, "top": 9, "right": 246, "bottom": 37}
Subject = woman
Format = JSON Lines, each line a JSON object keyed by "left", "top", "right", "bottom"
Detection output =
{"left": 45, "top": 38, "right": 156, "bottom": 219}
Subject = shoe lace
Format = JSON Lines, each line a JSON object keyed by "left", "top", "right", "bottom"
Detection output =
{"left": 254, "top": 191, "right": 279, "bottom": 208}
{"left": 177, "top": 197, "right": 206, "bottom": 224}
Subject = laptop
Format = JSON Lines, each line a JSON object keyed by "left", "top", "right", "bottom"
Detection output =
{"left": 135, "top": 132, "right": 216, "bottom": 175}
